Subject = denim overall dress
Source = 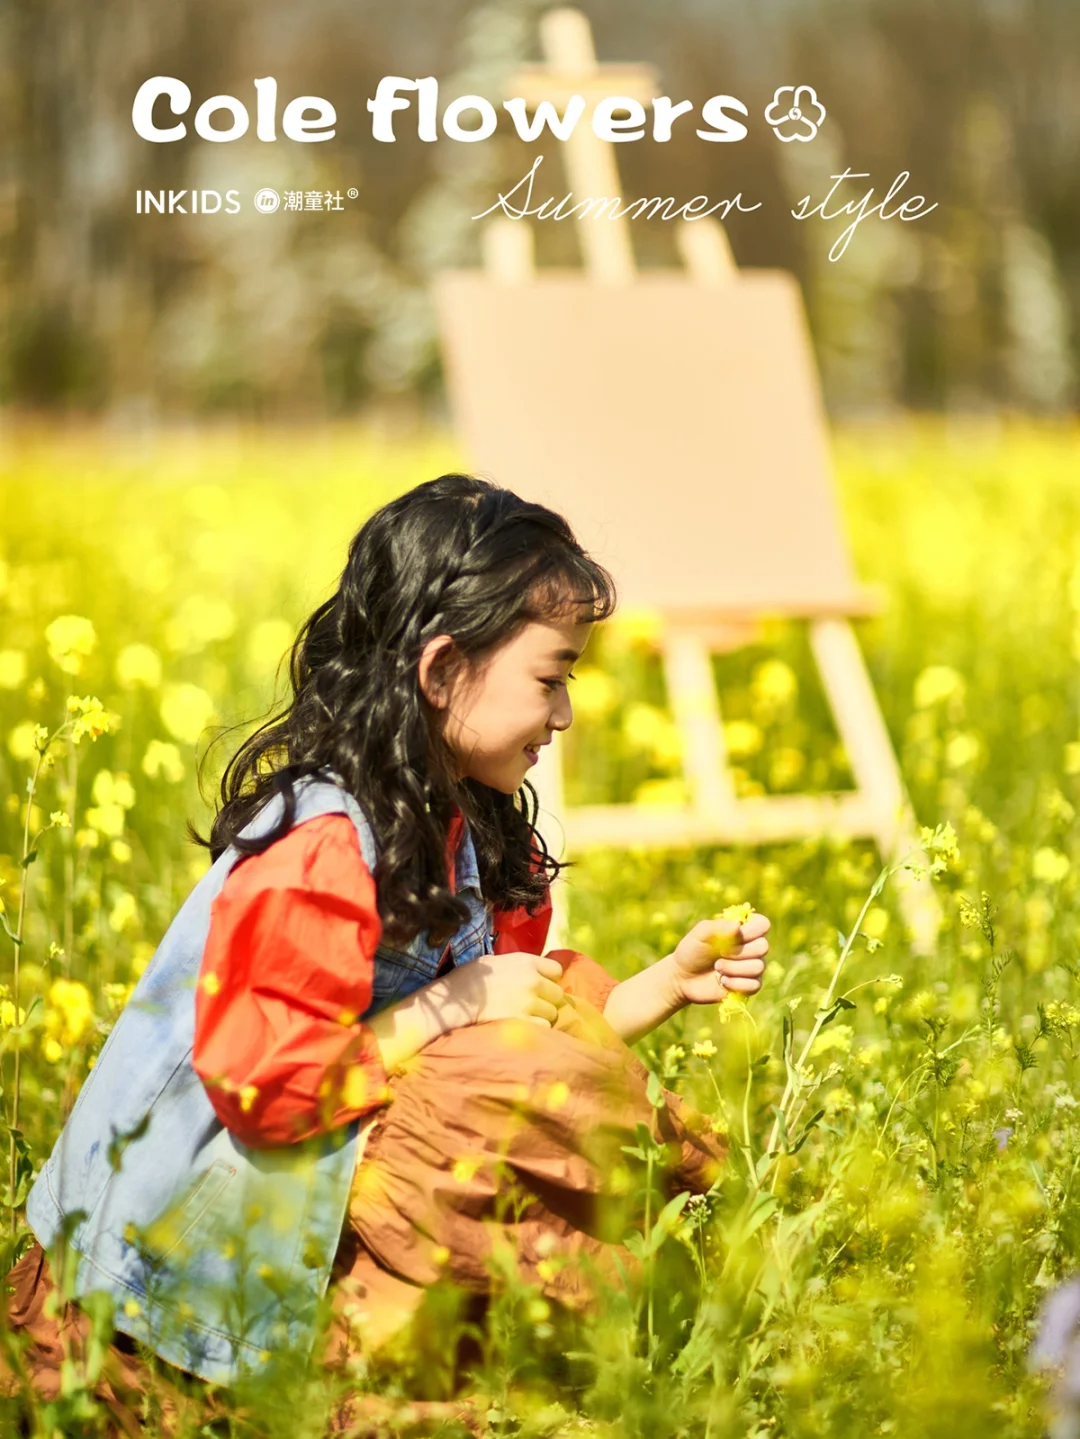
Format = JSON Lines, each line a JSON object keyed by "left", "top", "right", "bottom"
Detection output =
{"left": 26, "top": 775, "right": 495, "bottom": 1383}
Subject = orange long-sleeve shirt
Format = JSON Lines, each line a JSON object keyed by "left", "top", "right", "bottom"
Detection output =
{"left": 193, "top": 811, "right": 617, "bottom": 1147}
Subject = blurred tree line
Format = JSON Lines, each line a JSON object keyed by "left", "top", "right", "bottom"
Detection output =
{"left": 0, "top": 0, "right": 1076, "bottom": 419}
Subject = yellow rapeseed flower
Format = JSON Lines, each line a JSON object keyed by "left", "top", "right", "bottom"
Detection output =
{"left": 751, "top": 658, "right": 798, "bottom": 710}
{"left": 165, "top": 595, "right": 236, "bottom": 655}
{"left": 0, "top": 1000, "right": 26, "bottom": 1027}
{"left": 622, "top": 703, "right": 682, "bottom": 766}
{"left": 944, "top": 732, "right": 980, "bottom": 769}
{"left": 66, "top": 695, "right": 116, "bottom": 745}
{"left": 142, "top": 740, "right": 185, "bottom": 784}
{"left": 46, "top": 979, "right": 94, "bottom": 1045}
{"left": 1033, "top": 847, "right": 1070, "bottom": 885}
{"left": 913, "top": 665, "right": 964, "bottom": 709}
{"left": 811, "top": 1024, "right": 853, "bottom": 1057}
{"left": 723, "top": 719, "right": 764, "bottom": 759}
{"left": 160, "top": 683, "right": 215, "bottom": 746}
{"left": 0, "top": 650, "right": 27, "bottom": 690}
{"left": 8, "top": 721, "right": 38, "bottom": 762}
{"left": 717, "top": 992, "right": 747, "bottom": 1024}
{"left": 115, "top": 643, "right": 163, "bottom": 690}
{"left": 46, "top": 615, "right": 97, "bottom": 675}
{"left": 108, "top": 892, "right": 138, "bottom": 933}
{"left": 918, "top": 821, "right": 960, "bottom": 875}
{"left": 768, "top": 747, "right": 805, "bottom": 789}
{"left": 569, "top": 665, "right": 619, "bottom": 721}
{"left": 863, "top": 906, "right": 890, "bottom": 940}
{"left": 86, "top": 803, "right": 126, "bottom": 839}
{"left": 92, "top": 770, "right": 136, "bottom": 811}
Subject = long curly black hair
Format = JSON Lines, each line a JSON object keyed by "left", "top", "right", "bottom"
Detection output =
{"left": 197, "top": 474, "right": 617, "bottom": 948}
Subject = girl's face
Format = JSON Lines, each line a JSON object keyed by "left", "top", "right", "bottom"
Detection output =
{"left": 420, "top": 614, "right": 592, "bottom": 794}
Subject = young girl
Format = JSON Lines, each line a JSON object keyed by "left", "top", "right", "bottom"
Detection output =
{"left": 6, "top": 474, "right": 770, "bottom": 1416}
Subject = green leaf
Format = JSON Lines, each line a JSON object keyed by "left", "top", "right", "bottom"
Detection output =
{"left": 645, "top": 1070, "right": 666, "bottom": 1110}
{"left": 20, "top": 850, "right": 38, "bottom": 870}
{"left": 650, "top": 1189, "right": 690, "bottom": 1242}
{"left": 622, "top": 1230, "right": 647, "bottom": 1261}
{"left": 107, "top": 1112, "right": 152, "bottom": 1172}
{"left": 790, "top": 1108, "right": 826, "bottom": 1155}
{"left": 815, "top": 996, "right": 857, "bottom": 1029}
{"left": 782, "top": 1014, "right": 796, "bottom": 1087}
{"left": 772, "top": 1107, "right": 790, "bottom": 1155}
{"left": 723, "top": 1191, "right": 779, "bottom": 1247}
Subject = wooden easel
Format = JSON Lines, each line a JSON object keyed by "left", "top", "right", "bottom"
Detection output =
{"left": 434, "top": 8, "right": 941, "bottom": 953}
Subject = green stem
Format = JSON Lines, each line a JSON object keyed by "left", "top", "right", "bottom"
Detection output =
{"left": 645, "top": 1144, "right": 655, "bottom": 1357}
{"left": 741, "top": 1016, "right": 754, "bottom": 1153}
{"left": 63, "top": 745, "right": 77, "bottom": 973}
{"left": 765, "top": 866, "right": 892, "bottom": 1160}
{"left": 9, "top": 746, "right": 44, "bottom": 1234}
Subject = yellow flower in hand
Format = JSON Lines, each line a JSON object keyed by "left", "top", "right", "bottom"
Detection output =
{"left": 669, "top": 904, "right": 771, "bottom": 1007}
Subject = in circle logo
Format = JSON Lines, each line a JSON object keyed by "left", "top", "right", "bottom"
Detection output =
{"left": 254, "top": 188, "right": 280, "bottom": 213}
{"left": 765, "top": 86, "right": 827, "bottom": 143}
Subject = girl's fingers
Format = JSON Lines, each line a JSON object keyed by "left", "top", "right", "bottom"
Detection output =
{"left": 715, "top": 938, "right": 769, "bottom": 963}
{"left": 719, "top": 976, "right": 763, "bottom": 994}
{"left": 528, "top": 997, "right": 560, "bottom": 1025}
{"left": 738, "top": 914, "right": 771, "bottom": 941}
{"left": 535, "top": 977, "right": 566, "bottom": 1008}
{"left": 715, "top": 956, "right": 766, "bottom": 978}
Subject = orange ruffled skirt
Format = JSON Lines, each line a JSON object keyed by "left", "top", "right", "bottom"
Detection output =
{"left": 3, "top": 999, "right": 726, "bottom": 1434}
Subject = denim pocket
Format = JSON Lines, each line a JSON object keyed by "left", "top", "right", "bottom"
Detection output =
{"left": 140, "top": 1158, "right": 237, "bottom": 1264}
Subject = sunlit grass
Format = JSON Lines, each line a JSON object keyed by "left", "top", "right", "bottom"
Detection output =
{"left": 1, "top": 417, "right": 1078, "bottom": 1435}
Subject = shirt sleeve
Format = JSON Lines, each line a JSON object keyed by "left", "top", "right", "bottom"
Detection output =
{"left": 193, "top": 812, "right": 392, "bottom": 1148}
{"left": 491, "top": 848, "right": 620, "bottom": 1015}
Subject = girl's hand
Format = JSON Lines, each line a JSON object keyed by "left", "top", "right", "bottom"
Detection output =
{"left": 438, "top": 952, "right": 567, "bottom": 1028}
{"left": 670, "top": 913, "right": 771, "bottom": 1007}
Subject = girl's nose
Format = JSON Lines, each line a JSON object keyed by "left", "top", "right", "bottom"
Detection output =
{"left": 550, "top": 690, "right": 573, "bottom": 731}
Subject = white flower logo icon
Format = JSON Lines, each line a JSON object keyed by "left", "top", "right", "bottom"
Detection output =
{"left": 765, "top": 85, "right": 827, "bottom": 143}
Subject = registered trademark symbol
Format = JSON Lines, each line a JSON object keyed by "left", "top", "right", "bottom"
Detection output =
{"left": 347, "top": 188, "right": 359, "bottom": 199}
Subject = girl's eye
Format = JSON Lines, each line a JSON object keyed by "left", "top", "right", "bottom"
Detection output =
{"left": 542, "top": 671, "right": 576, "bottom": 691}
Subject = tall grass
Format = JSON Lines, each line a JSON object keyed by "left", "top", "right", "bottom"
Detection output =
{"left": 1, "top": 418, "right": 1078, "bottom": 1436}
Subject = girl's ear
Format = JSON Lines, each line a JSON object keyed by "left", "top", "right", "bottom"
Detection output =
{"left": 418, "top": 634, "right": 457, "bottom": 709}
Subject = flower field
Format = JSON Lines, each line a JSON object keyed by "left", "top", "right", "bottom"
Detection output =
{"left": 1, "top": 418, "right": 1079, "bottom": 1436}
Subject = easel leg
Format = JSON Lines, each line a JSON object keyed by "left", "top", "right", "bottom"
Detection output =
{"left": 810, "top": 618, "right": 942, "bottom": 954}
